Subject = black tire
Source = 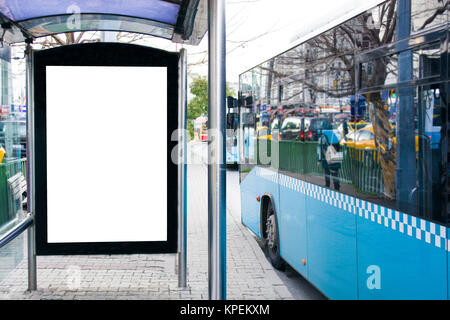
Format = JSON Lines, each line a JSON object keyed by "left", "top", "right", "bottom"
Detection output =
{"left": 264, "top": 201, "right": 285, "bottom": 270}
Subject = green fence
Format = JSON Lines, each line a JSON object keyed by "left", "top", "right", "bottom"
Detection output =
{"left": 0, "top": 159, "right": 27, "bottom": 227}
{"left": 278, "top": 141, "right": 323, "bottom": 176}
{"left": 255, "top": 139, "right": 384, "bottom": 195}
{"left": 256, "top": 139, "right": 323, "bottom": 176}
{"left": 345, "top": 147, "right": 383, "bottom": 194}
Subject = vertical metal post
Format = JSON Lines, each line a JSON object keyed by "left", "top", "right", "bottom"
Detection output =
{"left": 207, "top": 0, "right": 227, "bottom": 300}
{"left": 396, "top": 0, "right": 415, "bottom": 213}
{"left": 178, "top": 48, "right": 188, "bottom": 289}
{"left": 25, "top": 41, "right": 37, "bottom": 291}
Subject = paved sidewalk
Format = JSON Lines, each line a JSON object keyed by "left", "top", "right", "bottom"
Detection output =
{"left": 0, "top": 143, "right": 295, "bottom": 300}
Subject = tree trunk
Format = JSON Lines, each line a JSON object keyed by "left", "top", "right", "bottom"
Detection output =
{"left": 366, "top": 92, "right": 396, "bottom": 199}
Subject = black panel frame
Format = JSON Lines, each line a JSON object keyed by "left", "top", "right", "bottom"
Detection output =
{"left": 34, "top": 42, "right": 179, "bottom": 255}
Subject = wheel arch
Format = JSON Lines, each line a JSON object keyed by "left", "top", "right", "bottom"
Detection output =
{"left": 260, "top": 191, "right": 285, "bottom": 270}
{"left": 260, "top": 192, "right": 276, "bottom": 240}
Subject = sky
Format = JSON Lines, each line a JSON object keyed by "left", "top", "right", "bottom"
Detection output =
{"left": 186, "top": 0, "right": 387, "bottom": 86}
{"left": 127, "top": 0, "right": 386, "bottom": 91}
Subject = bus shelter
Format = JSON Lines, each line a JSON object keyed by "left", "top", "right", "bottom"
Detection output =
{"left": 0, "top": 0, "right": 227, "bottom": 300}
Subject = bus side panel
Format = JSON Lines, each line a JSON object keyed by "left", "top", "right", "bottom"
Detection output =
{"left": 356, "top": 208, "right": 448, "bottom": 300}
{"left": 241, "top": 167, "right": 279, "bottom": 237}
{"left": 305, "top": 187, "right": 358, "bottom": 300}
{"left": 240, "top": 169, "right": 261, "bottom": 237}
{"left": 278, "top": 175, "right": 308, "bottom": 278}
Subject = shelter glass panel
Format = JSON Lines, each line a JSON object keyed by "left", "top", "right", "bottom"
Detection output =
{"left": 0, "top": 0, "right": 180, "bottom": 24}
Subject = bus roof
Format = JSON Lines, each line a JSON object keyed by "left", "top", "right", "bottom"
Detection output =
{"left": 0, "top": 0, "right": 207, "bottom": 45}
{"left": 239, "top": 0, "right": 387, "bottom": 77}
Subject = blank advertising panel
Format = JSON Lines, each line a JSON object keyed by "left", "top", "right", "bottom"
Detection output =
{"left": 46, "top": 66, "right": 167, "bottom": 243}
{"left": 34, "top": 43, "right": 179, "bottom": 255}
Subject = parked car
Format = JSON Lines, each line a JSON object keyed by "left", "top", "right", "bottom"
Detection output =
{"left": 337, "top": 120, "right": 370, "bottom": 137}
{"left": 280, "top": 117, "right": 303, "bottom": 140}
{"left": 305, "top": 117, "right": 332, "bottom": 141}
{"left": 340, "top": 125, "right": 419, "bottom": 151}
{"left": 298, "top": 117, "right": 314, "bottom": 141}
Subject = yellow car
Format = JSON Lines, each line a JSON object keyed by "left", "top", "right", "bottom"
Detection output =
{"left": 337, "top": 121, "right": 370, "bottom": 136}
{"left": 340, "top": 126, "right": 376, "bottom": 150}
{"left": 0, "top": 146, "right": 5, "bottom": 163}
{"left": 257, "top": 126, "right": 271, "bottom": 140}
{"left": 341, "top": 125, "right": 419, "bottom": 151}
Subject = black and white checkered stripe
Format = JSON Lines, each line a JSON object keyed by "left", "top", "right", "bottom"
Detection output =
{"left": 255, "top": 167, "right": 448, "bottom": 251}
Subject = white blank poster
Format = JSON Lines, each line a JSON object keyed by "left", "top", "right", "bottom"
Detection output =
{"left": 46, "top": 66, "right": 167, "bottom": 243}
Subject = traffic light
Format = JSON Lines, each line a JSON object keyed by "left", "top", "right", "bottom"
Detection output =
{"left": 227, "top": 96, "right": 237, "bottom": 109}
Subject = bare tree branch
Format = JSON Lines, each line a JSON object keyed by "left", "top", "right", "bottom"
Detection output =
{"left": 418, "top": 0, "right": 448, "bottom": 30}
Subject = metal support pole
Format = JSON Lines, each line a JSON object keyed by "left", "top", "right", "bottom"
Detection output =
{"left": 178, "top": 48, "right": 188, "bottom": 289}
{"left": 25, "top": 41, "right": 37, "bottom": 291}
{"left": 207, "top": 0, "right": 227, "bottom": 300}
{"left": 396, "top": 0, "right": 415, "bottom": 213}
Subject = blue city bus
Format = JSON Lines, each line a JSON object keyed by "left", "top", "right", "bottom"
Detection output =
{"left": 226, "top": 111, "right": 239, "bottom": 165}
{"left": 239, "top": 0, "right": 449, "bottom": 299}
{"left": 227, "top": 97, "right": 239, "bottom": 166}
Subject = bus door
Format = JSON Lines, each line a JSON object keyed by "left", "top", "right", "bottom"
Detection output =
{"left": 226, "top": 113, "right": 239, "bottom": 163}
{"left": 416, "top": 83, "right": 447, "bottom": 223}
{"left": 414, "top": 41, "right": 448, "bottom": 223}
{"left": 242, "top": 113, "right": 256, "bottom": 163}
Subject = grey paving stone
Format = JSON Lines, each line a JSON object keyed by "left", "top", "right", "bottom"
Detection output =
{"left": 0, "top": 144, "right": 294, "bottom": 300}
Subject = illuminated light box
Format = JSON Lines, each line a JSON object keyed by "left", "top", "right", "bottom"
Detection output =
{"left": 34, "top": 43, "right": 179, "bottom": 255}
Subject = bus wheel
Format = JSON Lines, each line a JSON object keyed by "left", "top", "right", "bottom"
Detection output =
{"left": 265, "top": 201, "right": 285, "bottom": 270}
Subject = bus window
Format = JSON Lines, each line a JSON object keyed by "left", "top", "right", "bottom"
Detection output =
{"left": 227, "top": 113, "right": 239, "bottom": 131}
{"left": 239, "top": 1, "right": 447, "bottom": 222}
{"left": 416, "top": 85, "right": 446, "bottom": 222}
{"left": 239, "top": 107, "right": 257, "bottom": 180}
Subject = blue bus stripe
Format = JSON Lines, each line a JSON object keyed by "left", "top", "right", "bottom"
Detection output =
{"left": 254, "top": 167, "right": 448, "bottom": 251}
